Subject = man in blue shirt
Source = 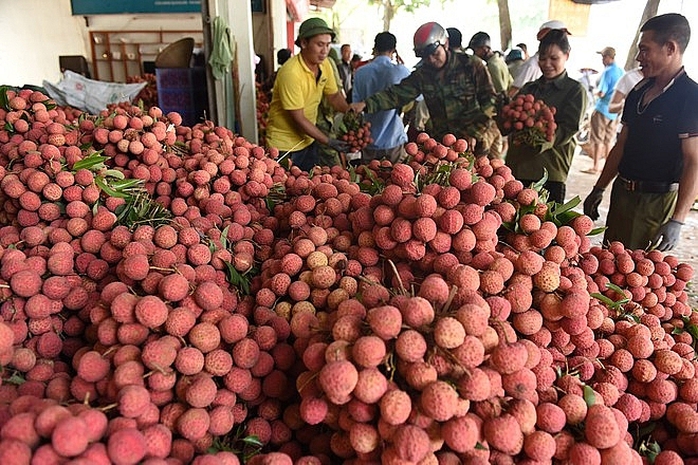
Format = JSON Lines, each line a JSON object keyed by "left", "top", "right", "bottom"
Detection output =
{"left": 584, "top": 46, "right": 624, "bottom": 174}
{"left": 352, "top": 31, "right": 411, "bottom": 163}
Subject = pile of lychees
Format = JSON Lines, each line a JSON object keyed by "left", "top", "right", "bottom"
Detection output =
{"left": 0, "top": 85, "right": 696, "bottom": 465}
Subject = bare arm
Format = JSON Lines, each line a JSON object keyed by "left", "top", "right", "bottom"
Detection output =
{"left": 327, "top": 91, "right": 350, "bottom": 113}
{"left": 608, "top": 90, "right": 627, "bottom": 114}
{"left": 672, "top": 136, "right": 698, "bottom": 222}
{"left": 593, "top": 124, "right": 628, "bottom": 189}
{"left": 287, "top": 108, "right": 331, "bottom": 145}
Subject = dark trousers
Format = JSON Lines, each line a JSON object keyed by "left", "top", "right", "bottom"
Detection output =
{"left": 290, "top": 142, "right": 319, "bottom": 173}
{"left": 604, "top": 177, "right": 677, "bottom": 250}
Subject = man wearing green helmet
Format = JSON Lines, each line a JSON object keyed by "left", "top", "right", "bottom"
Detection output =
{"left": 266, "top": 17, "right": 351, "bottom": 171}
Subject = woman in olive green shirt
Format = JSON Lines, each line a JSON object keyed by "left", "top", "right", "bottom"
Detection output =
{"left": 505, "top": 29, "right": 587, "bottom": 204}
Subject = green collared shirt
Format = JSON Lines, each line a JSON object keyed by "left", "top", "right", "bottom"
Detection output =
{"left": 364, "top": 51, "right": 496, "bottom": 143}
{"left": 505, "top": 70, "right": 586, "bottom": 183}
{"left": 487, "top": 53, "right": 513, "bottom": 94}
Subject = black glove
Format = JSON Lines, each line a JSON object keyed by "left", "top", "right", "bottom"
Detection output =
{"left": 652, "top": 219, "right": 683, "bottom": 251}
{"left": 495, "top": 91, "right": 511, "bottom": 112}
{"left": 327, "top": 138, "right": 350, "bottom": 153}
{"left": 583, "top": 186, "right": 604, "bottom": 221}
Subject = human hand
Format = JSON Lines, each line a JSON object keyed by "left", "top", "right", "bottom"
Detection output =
{"left": 349, "top": 102, "right": 366, "bottom": 114}
{"left": 327, "top": 138, "right": 350, "bottom": 153}
{"left": 583, "top": 186, "right": 604, "bottom": 221}
{"left": 652, "top": 219, "right": 683, "bottom": 251}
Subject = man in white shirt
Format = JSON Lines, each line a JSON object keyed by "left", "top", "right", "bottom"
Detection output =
{"left": 608, "top": 67, "right": 644, "bottom": 115}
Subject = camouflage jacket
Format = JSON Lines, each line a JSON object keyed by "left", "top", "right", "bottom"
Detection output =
{"left": 364, "top": 52, "right": 497, "bottom": 142}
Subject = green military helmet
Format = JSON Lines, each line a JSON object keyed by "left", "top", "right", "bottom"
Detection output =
{"left": 295, "top": 17, "right": 336, "bottom": 47}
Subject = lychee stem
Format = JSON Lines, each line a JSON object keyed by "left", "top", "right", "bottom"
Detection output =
{"left": 296, "top": 370, "right": 319, "bottom": 394}
{"left": 149, "top": 266, "right": 176, "bottom": 273}
{"left": 99, "top": 402, "right": 118, "bottom": 412}
{"left": 440, "top": 284, "right": 459, "bottom": 315}
{"left": 386, "top": 260, "right": 407, "bottom": 296}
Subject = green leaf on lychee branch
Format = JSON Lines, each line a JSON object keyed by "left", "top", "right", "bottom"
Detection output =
{"left": 95, "top": 176, "right": 141, "bottom": 200}
{"left": 240, "top": 435, "right": 264, "bottom": 448}
{"left": 622, "top": 312, "right": 641, "bottom": 324}
{"left": 348, "top": 164, "right": 360, "bottom": 184}
{"left": 0, "top": 86, "right": 12, "bottom": 110}
{"left": 415, "top": 161, "right": 458, "bottom": 191}
{"left": 546, "top": 196, "right": 581, "bottom": 226}
{"left": 590, "top": 282, "right": 631, "bottom": 312}
{"left": 219, "top": 225, "right": 230, "bottom": 250}
{"left": 588, "top": 226, "right": 607, "bottom": 236}
{"left": 637, "top": 436, "right": 661, "bottom": 462}
{"left": 94, "top": 177, "right": 124, "bottom": 199}
{"left": 103, "top": 169, "right": 126, "bottom": 180}
{"left": 682, "top": 319, "right": 698, "bottom": 342}
{"left": 501, "top": 200, "right": 537, "bottom": 235}
{"left": 686, "top": 325, "right": 698, "bottom": 346}
{"left": 5, "top": 371, "right": 26, "bottom": 386}
{"left": 671, "top": 326, "right": 684, "bottom": 336}
{"left": 638, "top": 422, "right": 657, "bottom": 440}
{"left": 207, "top": 425, "right": 263, "bottom": 462}
{"left": 582, "top": 384, "right": 596, "bottom": 407}
{"left": 531, "top": 169, "right": 549, "bottom": 191}
{"left": 265, "top": 183, "right": 287, "bottom": 213}
{"left": 359, "top": 167, "right": 384, "bottom": 196}
{"left": 72, "top": 152, "right": 109, "bottom": 172}
{"left": 589, "top": 292, "right": 619, "bottom": 309}
{"left": 113, "top": 188, "right": 173, "bottom": 230}
{"left": 222, "top": 261, "right": 255, "bottom": 296}
{"left": 605, "top": 283, "right": 629, "bottom": 300}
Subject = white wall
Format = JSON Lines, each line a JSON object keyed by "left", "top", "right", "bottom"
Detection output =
{"left": 0, "top": 0, "right": 87, "bottom": 86}
{"left": 0, "top": 0, "right": 203, "bottom": 87}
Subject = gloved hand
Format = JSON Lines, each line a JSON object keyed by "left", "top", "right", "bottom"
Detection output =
{"left": 652, "top": 219, "right": 683, "bottom": 251}
{"left": 583, "top": 186, "right": 605, "bottom": 220}
{"left": 327, "top": 138, "right": 350, "bottom": 153}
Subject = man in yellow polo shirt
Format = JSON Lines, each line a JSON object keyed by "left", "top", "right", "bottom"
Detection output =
{"left": 266, "top": 18, "right": 351, "bottom": 171}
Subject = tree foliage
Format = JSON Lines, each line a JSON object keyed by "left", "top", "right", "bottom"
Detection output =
{"left": 368, "top": 0, "right": 451, "bottom": 31}
{"left": 624, "top": 0, "right": 661, "bottom": 70}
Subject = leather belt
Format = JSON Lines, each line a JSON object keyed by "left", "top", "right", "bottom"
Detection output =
{"left": 617, "top": 176, "right": 679, "bottom": 194}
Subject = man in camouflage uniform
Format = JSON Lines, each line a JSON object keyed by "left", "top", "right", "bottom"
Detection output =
{"left": 350, "top": 22, "right": 499, "bottom": 157}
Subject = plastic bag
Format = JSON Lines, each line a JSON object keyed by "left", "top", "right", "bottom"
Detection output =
{"left": 42, "top": 70, "right": 147, "bottom": 114}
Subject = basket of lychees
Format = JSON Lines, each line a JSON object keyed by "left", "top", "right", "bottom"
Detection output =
{"left": 499, "top": 93, "right": 557, "bottom": 147}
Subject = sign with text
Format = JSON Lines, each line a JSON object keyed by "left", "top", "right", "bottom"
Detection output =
{"left": 71, "top": 0, "right": 202, "bottom": 15}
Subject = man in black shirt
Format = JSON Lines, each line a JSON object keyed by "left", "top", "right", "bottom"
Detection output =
{"left": 584, "top": 13, "right": 698, "bottom": 251}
